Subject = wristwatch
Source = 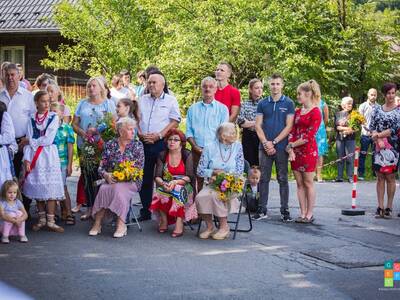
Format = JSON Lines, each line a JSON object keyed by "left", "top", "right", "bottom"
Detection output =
{"left": 272, "top": 139, "right": 278, "bottom": 145}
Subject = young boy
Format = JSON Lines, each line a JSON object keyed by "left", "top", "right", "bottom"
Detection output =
{"left": 245, "top": 166, "right": 261, "bottom": 213}
{"left": 51, "top": 102, "right": 75, "bottom": 225}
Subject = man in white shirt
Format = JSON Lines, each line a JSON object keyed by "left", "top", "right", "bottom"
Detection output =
{"left": 138, "top": 73, "right": 181, "bottom": 220}
{"left": 0, "top": 63, "right": 35, "bottom": 178}
{"left": 0, "top": 63, "right": 35, "bottom": 214}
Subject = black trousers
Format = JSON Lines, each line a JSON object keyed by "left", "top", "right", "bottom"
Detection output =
{"left": 242, "top": 129, "right": 260, "bottom": 166}
{"left": 139, "top": 140, "right": 165, "bottom": 217}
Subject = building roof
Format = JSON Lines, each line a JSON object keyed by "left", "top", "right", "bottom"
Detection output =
{"left": 0, "top": 0, "right": 64, "bottom": 33}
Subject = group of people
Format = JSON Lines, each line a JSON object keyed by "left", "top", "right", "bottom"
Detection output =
{"left": 0, "top": 60, "right": 399, "bottom": 244}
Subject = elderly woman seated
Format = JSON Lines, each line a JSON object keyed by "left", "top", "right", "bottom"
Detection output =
{"left": 196, "top": 122, "right": 244, "bottom": 240}
{"left": 89, "top": 117, "right": 144, "bottom": 238}
{"left": 150, "top": 129, "right": 197, "bottom": 238}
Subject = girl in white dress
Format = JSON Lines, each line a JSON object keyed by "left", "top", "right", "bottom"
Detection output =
{"left": 0, "top": 102, "right": 17, "bottom": 187}
{"left": 23, "top": 91, "right": 65, "bottom": 233}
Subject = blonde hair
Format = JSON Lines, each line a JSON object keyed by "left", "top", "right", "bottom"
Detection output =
{"left": 47, "top": 83, "right": 64, "bottom": 102}
{"left": 86, "top": 76, "right": 107, "bottom": 99}
{"left": 297, "top": 79, "right": 321, "bottom": 105}
{"left": 50, "top": 101, "right": 65, "bottom": 112}
{"left": 216, "top": 122, "right": 238, "bottom": 144}
{"left": 1, "top": 180, "right": 22, "bottom": 201}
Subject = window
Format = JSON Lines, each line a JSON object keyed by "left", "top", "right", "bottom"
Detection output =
{"left": 0, "top": 46, "right": 25, "bottom": 70}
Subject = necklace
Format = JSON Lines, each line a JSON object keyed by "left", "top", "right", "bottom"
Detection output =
{"left": 35, "top": 111, "right": 48, "bottom": 125}
{"left": 219, "top": 143, "right": 233, "bottom": 163}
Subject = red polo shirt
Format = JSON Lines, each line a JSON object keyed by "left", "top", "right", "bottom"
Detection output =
{"left": 215, "top": 84, "right": 241, "bottom": 113}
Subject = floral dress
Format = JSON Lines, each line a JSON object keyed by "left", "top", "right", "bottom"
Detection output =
{"left": 289, "top": 107, "right": 322, "bottom": 172}
{"left": 150, "top": 150, "right": 197, "bottom": 224}
{"left": 368, "top": 105, "right": 400, "bottom": 173}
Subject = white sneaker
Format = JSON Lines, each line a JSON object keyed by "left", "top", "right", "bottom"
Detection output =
{"left": 19, "top": 236, "right": 28, "bottom": 243}
{"left": 1, "top": 236, "right": 9, "bottom": 244}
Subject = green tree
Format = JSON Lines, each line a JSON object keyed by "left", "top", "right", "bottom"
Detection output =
{"left": 44, "top": 0, "right": 399, "bottom": 109}
{"left": 42, "top": 0, "right": 162, "bottom": 76}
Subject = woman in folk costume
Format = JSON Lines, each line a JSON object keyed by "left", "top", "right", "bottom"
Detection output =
{"left": 23, "top": 91, "right": 65, "bottom": 233}
{"left": 0, "top": 101, "right": 17, "bottom": 187}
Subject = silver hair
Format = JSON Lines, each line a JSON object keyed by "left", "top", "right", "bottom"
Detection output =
{"left": 201, "top": 76, "right": 217, "bottom": 87}
{"left": 216, "top": 122, "right": 237, "bottom": 143}
{"left": 116, "top": 117, "right": 137, "bottom": 132}
{"left": 341, "top": 96, "right": 353, "bottom": 107}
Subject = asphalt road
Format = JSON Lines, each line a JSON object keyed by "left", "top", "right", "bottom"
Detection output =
{"left": 0, "top": 177, "right": 400, "bottom": 300}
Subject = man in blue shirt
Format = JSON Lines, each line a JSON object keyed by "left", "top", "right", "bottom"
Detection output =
{"left": 254, "top": 74, "right": 295, "bottom": 222}
{"left": 186, "top": 76, "right": 229, "bottom": 190}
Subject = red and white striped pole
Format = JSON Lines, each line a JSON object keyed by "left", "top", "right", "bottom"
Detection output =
{"left": 342, "top": 147, "right": 365, "bottom": 216}
{"left": 351, "top": 147, "right": 360, "bottom": 209}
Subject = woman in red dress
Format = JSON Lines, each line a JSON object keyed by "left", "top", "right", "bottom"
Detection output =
{"left": 150, "top": 129, "right": 197, "bottom": 237}
{"left": 286, "top": 80, "right": 322, "bottom": 223}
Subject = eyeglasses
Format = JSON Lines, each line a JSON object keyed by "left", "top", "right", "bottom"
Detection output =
{"left": 167, "top": 138, "right": 181, "bottom": 142}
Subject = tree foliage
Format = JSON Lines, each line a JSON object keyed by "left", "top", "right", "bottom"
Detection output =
{"left": 43, "top": 0, "right": 400, "bottom": 108}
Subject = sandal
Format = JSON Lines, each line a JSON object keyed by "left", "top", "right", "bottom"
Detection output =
{"left": 158, "top": 226, "right": 168, "bottom": 233}
{"left": 295, "top": 217, "right": 306, "bottom": 223}
{"left": 171, "top": 230, "right": 184, "bottom": 238}
{"left": 304, "top": 216, "right": 315, "bottom": 224}
{"left": 65, "top": 215, "right": 75, "bottom": 225}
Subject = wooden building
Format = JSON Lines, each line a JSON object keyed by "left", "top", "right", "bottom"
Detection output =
{"left": 0, "top": 0, "right": 87, "bottom": 85}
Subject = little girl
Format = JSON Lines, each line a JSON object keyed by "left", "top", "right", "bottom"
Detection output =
{"left": 116, "top": 98, "right": 140, "bottom": 121}
{"left": 51, "top": 102, "right": 75, "bottom": 225}
{"left": 116, "top": 98, "right": 140, "bottom": 137}
{"left": 47, "top": 83, "right": 72, "bottom": 123}
{"left": 0, "top": 180, "right": 28, "bottom": 243}
{"left": 23, "top": 91, "right": 65, "bottom": 233}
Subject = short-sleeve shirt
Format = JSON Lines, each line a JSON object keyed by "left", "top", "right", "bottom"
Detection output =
{"left": 0, "top": 87, "right": 36, "bottom": 138}
{"left": 215, "top": 84, "right": 241, "bottom": 113}
{"left": 0, "top": 199, "right": 23, "bottom": 215}
{"left": 139, "top": 92, "right": 181, "bottom": 134}
{"left": 54, "top": 123, "right": 75, "bottom": 167}
{"left": 74, "top": 98, "right": 116, "bottom": 148}
{"left": 256, "top": 95, "right": 295, "bottom": 150}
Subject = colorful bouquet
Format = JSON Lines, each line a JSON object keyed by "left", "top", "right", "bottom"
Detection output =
{"left": 348, "top": 110, "right": 366, "bottom": 132}
{"left": 97, "top": 112, "right": 116, "bottom": 142}
{"left": 112, "top": 160, "right": 143, "bottom": 182}
{"left": 80, "top": 139, "right": 103, "bottom": 171}
{"left": 211, "top": 173, "right": 245, "bottom": 202}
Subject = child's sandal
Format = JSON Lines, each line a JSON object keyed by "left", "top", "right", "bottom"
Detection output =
{"left": 65, "top": 215, "right": 75, "bottom": 225}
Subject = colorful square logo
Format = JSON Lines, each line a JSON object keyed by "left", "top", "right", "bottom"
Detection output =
{"left": 385, "top": 260, "right": 394, "bottom": 269}
{"left": 385, "top": 278, "right": 394, "bottom": 288}
{"left": 385, "top": 270, "right": 393, "bottom": 278}
{"left": 394, "top": 272, "right": 400, "bottom": 281}
{"left": 394, "top": 263, "right": 400, "bottom": 272}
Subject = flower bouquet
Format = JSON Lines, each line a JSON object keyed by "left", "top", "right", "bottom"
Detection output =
{"left": 210, "top": 173, "right": 245, "bottom": 202}
{"left": 348, "top": 110, "right": 366, "bottom": 132}
{"left": 97, "top": 112, "right": 116, "bottom": 142}
{"left": 112, "top": 160, "right": 143, "bottom": 182}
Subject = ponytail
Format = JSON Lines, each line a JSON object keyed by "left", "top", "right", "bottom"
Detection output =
{"left": 297, "top": 79, "right": 321, "bottom": 105}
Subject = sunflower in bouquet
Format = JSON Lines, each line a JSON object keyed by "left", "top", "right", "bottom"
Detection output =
{"left": 348, "top": 110, "right": 366, "bottom": 132}
{"left": 210, "top": 173, "right": 245, "bottom": 202}
{"left": 112, "top": 160, "right": 144, "bottom": 182}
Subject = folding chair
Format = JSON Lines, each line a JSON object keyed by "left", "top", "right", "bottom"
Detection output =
{"left": 125, "top": 193, "right": 142, "bottom": 231}
{"left": 94, "top": 179, "right": 142, "bottom": 232}
{"left": 196, "top": 160, "right": 253, "bottom": 240}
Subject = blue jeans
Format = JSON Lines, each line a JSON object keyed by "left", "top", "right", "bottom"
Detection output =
{"left": 336, "top": 139, "right": 355, "bottom": 179}
{"left": 359, "top": 135, "right": 374, "bottom": 177}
